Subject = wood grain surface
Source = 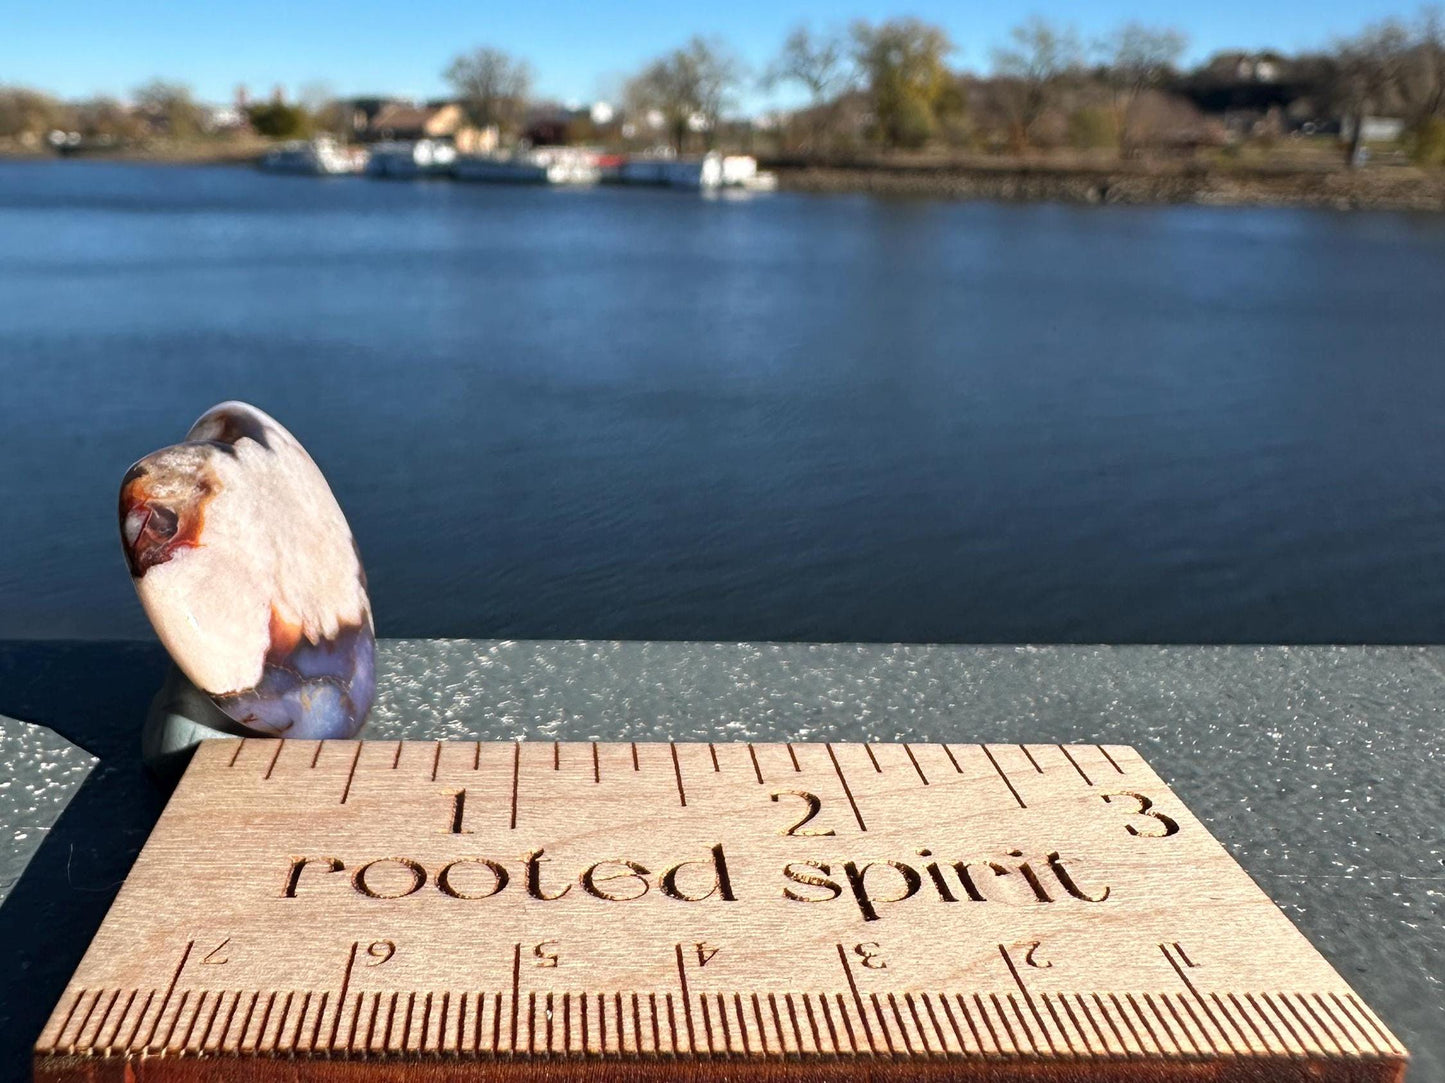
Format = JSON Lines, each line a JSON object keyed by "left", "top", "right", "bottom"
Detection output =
{"left": 34, "top": 741, "right": 1407, "bottom": 1081}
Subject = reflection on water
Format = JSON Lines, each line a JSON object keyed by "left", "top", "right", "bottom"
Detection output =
{"left": 3, "top": 160, "right": 1445, "bottom": 642}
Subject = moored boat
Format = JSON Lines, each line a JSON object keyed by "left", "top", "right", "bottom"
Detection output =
{"left": 454, "top": 147, "right": 601, "bottom": 185}
{"left": 614, "top": 152, "right": 775, "bottom": 191}
{"left": 260, "top": 137, "right": 367, "bottom": 176}
{"left": 365, "top": 139, "right": 457, "bottom": 179}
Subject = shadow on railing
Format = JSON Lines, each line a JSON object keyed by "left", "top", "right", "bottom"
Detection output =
{"left": 0, "top": 641, "right": 173, "bottom": 1076}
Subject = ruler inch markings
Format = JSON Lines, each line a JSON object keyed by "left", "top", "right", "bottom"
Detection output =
{"left": 1161, "top": 942, "right": 1238, "bottom": 1053}
{"left": 997, "top": 942, "right": 1053, "bottom": 1050}
{"left": 509, "top": 741, "right": 521, "bottom": 829}
{"left": 825, "top": 743, "right": 868, "bottom": 831}
{"left": 338, "top": 742, "right": 362, "bottom": 804}
{"left": 1041, "top": 992, "right": 1078, "bottom": 1055}
{"left": 671, "top": 741, "right": 688, "bottom": 806}
{"left": 44, "top": 988, "right": 85, "bottom": 1053}
{"left": 1019, "top": 744, "right": 1044, "bottom": 773}
{"left": 1059, "top": 744, "right": 1093, "bottom": 785}
{"left": 836, "top": 943, "right": 880, "bottom": 1054}
{"left": 140, "top": 939, "right": 192, "bottom": 1051}
{"left": 62, "top": 989, "right": 96, "bottom": 1054}
{"left": 1097, "top": 744, "right": 1125, "bottom": 774}
{"left": 674, "top": 943, "right": 697, "bottom": 1054}
{"left": 903, "top": 743, "right": 928, "bottom": 785}
{"left": 1316, "top": 992, "right": 1373, "bottom": 1052}
{"left": 509, "top": 943, "right": 521, "bottom": 1053}
{"left": 85, "top": 989, "right": 121, "bottom": 1053}
{"left": 33, "top": 741, "right": 1406, "bottom": 1079}
{"left": 327, "top": 941, "right": 359, "bottom": 1052}
{"left": 981, "top": 744, "right": 1028, "bottom": 809}
{"left": 747, "top": 742, "right": 764, "bottom": 784}
{"left": 263, "top": 739, "right": 285, "bottom": 780}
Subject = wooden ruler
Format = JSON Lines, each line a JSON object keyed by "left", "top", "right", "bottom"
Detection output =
{"left": 35, "top": 741, "right": 1406, "bottom": 1081}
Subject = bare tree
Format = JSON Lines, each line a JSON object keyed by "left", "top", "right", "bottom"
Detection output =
{"left": 991, "top": 16, "right": 1082, "bottom": 148}
{"left": 694, "top": 38, "right": 744, "bottom": 147}
{"left": 626, "top": 37, "right": 743, "bottom": 153}
{"left": 132, "top": 80, "right": 204, "bottom": 139}
{"left": 1332, "top": 22, "right": 1409, "bottom": 165}
{"left": 297, "top": 81, "right": 335, "bottom": 117}
{"left": 766, "top": 25, "right": 854, "bottom": 150}
{"left": 294, "top": 81, "right": 348, "bottom": 136}
{"left": 0, "top": 87, "right": 66, "bottom": 141}
{"left": 444, "top": 47, "right": 534, "bottom": 139}
{"left": 72, "top": 97, "right": 145, "bottom": 143}
{"left": 1098, "top": 23, "right": 1188, "bottom": 155}
{"left": 1399, "top": 7, "right": 1445, "bottom": 122}
{"left": 851, "top": 18, "right": 958, "bottom": 150}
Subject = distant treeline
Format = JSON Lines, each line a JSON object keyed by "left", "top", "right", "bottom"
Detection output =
{"left": 3, "top": 9, "right": 1444, "bottom": 168}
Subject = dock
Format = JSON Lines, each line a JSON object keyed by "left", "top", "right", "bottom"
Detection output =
{"left": 261, "top": 140, "right": 776, "bottom": 190}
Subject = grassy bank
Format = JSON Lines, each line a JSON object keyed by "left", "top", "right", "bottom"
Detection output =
{"left": 763, "top": 153, "right": 1445, "bottom": 211}
{"left": 7, "top": 141, "right": 1445, "bottom": 210}
{"left": 0, "top": 137, "right": 269, "bottom": 166}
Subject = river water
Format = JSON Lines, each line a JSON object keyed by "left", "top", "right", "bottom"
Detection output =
{"left": 3, "top": 159, "right": 1445, "bottom": 642}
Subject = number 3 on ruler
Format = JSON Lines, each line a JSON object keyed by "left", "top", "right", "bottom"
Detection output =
{"left": 1102, "top": 792, "right": 1180, "bottom": 838}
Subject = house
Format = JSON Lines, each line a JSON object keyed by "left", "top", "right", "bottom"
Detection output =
{"left": 203, "top": 104, "right": 248, "bottom": 133}
{"left": 521, "top": 101, "right": 621, "bottom": 147}
{"left": 1342, "top": 115, "right": 1406, "bottom": 144}
{"left": 1201, "top": 51, "right": 1288, "bottom": 84}
{"left": 342, "top": 98, "right": 497, "bottom": 153}
{"left": 342, "top": 97, "right": 395, "bottom": 137}
{"left": 1182, "top": 52, "right": 1333, "bottom": 134}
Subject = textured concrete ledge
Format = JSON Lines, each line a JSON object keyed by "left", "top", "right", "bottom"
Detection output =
{"left": 0, "top": 640, "right": 1441, "bottom": 1079}
{"left": 0, "top": 714, "right": 95, "bottom": 906}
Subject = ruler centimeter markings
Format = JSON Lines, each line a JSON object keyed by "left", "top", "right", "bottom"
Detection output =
{"left": 35, "top": 741, "right": 1406, "bottom": 1081}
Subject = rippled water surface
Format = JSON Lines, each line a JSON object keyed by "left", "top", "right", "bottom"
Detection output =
{"left": 3, "top": 159, "right": 1445, "bottom": 641}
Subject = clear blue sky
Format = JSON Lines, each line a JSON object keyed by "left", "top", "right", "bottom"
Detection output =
{"left": 3, "top": 0, "right": 1419, "bottom": 109}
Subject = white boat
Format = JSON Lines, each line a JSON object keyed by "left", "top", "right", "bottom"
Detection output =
{"left": 714, "top": 154, "right": 777, "bottom": 191}
{"left": 616, "top": 152, "right": 775, "bottom": 191}
{"left": 365, "top": 139, "right": 457, "bottom": 179}
{"left": 455, "top": 147, "right": 601, "bottom": 186}
{"left": 260, "top": 137, "right": 367, "bottom": 176}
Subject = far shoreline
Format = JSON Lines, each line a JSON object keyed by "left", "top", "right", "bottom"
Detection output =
{"left": 764, "top": 155, "right": 1445, "bottom": 212}
{"left": 6, "top": 146, "right": 1445, "bottom": 212}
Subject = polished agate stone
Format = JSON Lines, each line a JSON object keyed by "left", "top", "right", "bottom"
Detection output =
{"left": 120, "top": 402, "right": 374, "bottom": 739}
